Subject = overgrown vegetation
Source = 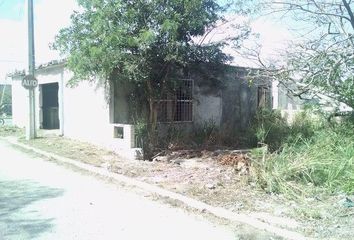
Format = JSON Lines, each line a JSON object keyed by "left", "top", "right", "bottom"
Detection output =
{"left": 156, "top": 120, "right": 253, "bottom": 151}
{"left": 242, "top": 0, "right": 354, "bottom": 114}
{"left": 250, "top": 110, "right": 354, "bottom": 198}
{"left": 0, "top": 126, "right": 23, "bottom": 137}
{"left": 54, "top": 0, "right": 250, "bottom": 157}
{"left": 249, "top": 109, "right": 321, "bottom": 152}
{"left": 154, "top": 121, "right": 220, "bottom": 150}
{"left": 239, "top": 0, "right": 354, "bottom": 198}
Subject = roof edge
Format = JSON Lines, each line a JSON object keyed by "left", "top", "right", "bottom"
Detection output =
{"left": 7, "top": 59, "right": 67, "bottom": 78}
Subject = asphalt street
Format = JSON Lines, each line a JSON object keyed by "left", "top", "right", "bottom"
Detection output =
{"left": 0, "top": 139, "right": 239, "bottom": 240}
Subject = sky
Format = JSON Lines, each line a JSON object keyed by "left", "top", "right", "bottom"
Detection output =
{"left": 0, "top": 0, "right": 292, "bottom": 83}
{"left": 0, "top": 0, "right": 78, "bottom": 83}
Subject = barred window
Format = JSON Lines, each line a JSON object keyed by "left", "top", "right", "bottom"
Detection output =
{"left": 157, "top": 79, "right": 193, "bottom": 122}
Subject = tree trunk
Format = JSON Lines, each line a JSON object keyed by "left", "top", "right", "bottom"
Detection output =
{"left": 143, "top": 80, "right": 158, "bottom": 160}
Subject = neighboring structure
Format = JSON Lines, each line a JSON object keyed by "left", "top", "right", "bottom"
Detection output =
{"left": 0, "top": 77, "right": 12, "bottom": 116}
{"left": 271, "top": 81, "right": 306, "bottom": 123}
{"left": 9, "top": 61, "right": 271, "bottom": 159}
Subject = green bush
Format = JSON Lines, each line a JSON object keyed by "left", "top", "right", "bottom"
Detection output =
{"left": 160, "top": 120, "right": 220, "bottom": 149}
{"left": 289, "top": 110, "right": 322, "bottom": 141}
{"left": 160, "top": 125, "right": 190, "bottom": 149}
{"left": 250, "top": 109, "right": 322, "bottom": 152}
{"left": 251, "top": 121, "right": 354, "bottom": 197}
{"left": 191, "top": 120, "right": 219, "bottom": 146}
{"left": 251, "top": 109, "right": 290, "bottom": 151}
{"left": 157, "top": 120, "right": 240, "bottom": 149}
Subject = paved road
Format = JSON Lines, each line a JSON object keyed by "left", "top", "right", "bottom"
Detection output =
{"left": 0, "top": 140, "right": 240, "bottom": 240}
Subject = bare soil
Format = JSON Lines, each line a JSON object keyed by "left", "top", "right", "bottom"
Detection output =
{"left": 15, "top": 132, "right": 354, "bottom": 240}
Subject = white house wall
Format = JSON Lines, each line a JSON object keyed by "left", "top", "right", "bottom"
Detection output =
{"left": 11, "top": 66, "right": 142, "bottom": 160}
{"left": 62, "top": 70, "right": 112, "bottom": 148}
{"left": 62, "top": 71, "right": 141, "bottom": 159}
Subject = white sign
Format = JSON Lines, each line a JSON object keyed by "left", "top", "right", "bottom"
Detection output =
{"left": 22, "top": 75, "right": 38, "bottom": 89}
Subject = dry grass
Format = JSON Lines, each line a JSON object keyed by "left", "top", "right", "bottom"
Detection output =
{"left": 0, "top": 126, "right": 24, "bottom": 137}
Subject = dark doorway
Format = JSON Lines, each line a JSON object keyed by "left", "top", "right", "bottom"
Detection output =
{"left": 41, "top": 83, "right": 59, "bottom": 129}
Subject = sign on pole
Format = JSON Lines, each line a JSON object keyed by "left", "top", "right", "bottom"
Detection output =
{"left": 22, "top": 75, "right": 38, "bottom": 90}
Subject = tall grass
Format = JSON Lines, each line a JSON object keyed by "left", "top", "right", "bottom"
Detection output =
{"left": 251, "top": 109, "right": 289, "bottom": 151}
{"left": 250, "top": 109, "right": 320, "bottom": 152}
{"left": 251, "top": 112, "right": 354, "bottom": 198}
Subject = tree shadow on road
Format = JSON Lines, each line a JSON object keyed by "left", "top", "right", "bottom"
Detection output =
{"left": 0, "top": 180, "right": 64, "bottom": 239}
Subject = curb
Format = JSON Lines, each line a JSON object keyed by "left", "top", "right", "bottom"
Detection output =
{"left": 4, "top": 137, "right": 311, "bottom": 240}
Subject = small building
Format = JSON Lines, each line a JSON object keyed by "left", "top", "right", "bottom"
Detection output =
{"left": 0, "top": 77, "right": 12, "bottom": 116}
{"left": 9, "top": 60, "right": 271, "bottom": 159}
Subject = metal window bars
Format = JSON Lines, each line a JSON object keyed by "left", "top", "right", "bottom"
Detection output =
{"left": 156, "top": 79, "right": 193, "bottom": 122}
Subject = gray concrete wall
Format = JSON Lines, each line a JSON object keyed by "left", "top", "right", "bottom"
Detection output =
{"left": 193, "top": 66, "right": 265, "bottom": 131}
{"left": 194, "top": 86, "right": 223, "bottom": 126}
{"left": 112, "top": 81, "right": 131, "bottom": 124}
{"left": 221, "top": 70, "right": 258, "bottom": 131}
{"left": 156, "top": 66, "right": 270, "bottom": 142}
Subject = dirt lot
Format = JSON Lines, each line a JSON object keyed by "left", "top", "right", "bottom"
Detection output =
{"left": 10, "top": 131, "right": 354, "bottom": 240}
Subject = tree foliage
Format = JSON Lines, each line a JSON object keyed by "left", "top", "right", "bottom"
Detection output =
{"left": 54, "top": 0, "right": 249, "bottom": 104}
{"left": 54, "top": 0, "right": 250, "bottom": 156}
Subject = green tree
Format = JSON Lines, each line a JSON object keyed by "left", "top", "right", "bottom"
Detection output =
{"left": 54, "top": 0, "right": 248, "bottom": 155}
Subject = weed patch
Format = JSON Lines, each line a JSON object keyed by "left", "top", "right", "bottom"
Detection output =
{"left": 251, "top": 122, "right": 354, "bottom": 197}
{"left": 0, "top": 126, "right": 23, "bottom": 137}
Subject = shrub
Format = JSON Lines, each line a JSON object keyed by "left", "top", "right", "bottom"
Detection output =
{"left": 250, "top": 109, "right": 290, "bottom": 151}
{"left": 250, "top": 109, "right": 322, "bottom": 152}
{"left": 191, "top": 120, "right": 219, "bottom": 146}
{"left": 251, "top": 121, "right": 354, "bottom": 197}
{"left": 289, "top": 110, "right": 322, "bottom": 141}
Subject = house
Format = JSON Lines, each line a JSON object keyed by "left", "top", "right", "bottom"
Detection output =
{"left": 271, "top": 81, "right": 304, "bottom": 123}
{"left": 9, "top": 60, "right": 271, "bottom": 159}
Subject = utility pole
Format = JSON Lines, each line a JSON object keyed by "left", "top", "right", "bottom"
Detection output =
{"left": 26, "top": 0, "right": 37, "bottom": 140}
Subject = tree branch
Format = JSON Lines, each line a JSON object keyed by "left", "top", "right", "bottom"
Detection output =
{"left": 342, "top": 0, "right": 354, "bottom": 30}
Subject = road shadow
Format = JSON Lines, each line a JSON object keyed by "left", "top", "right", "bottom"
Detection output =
{"left": 0, "top": 179, "right": 64, "bottom": 239}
